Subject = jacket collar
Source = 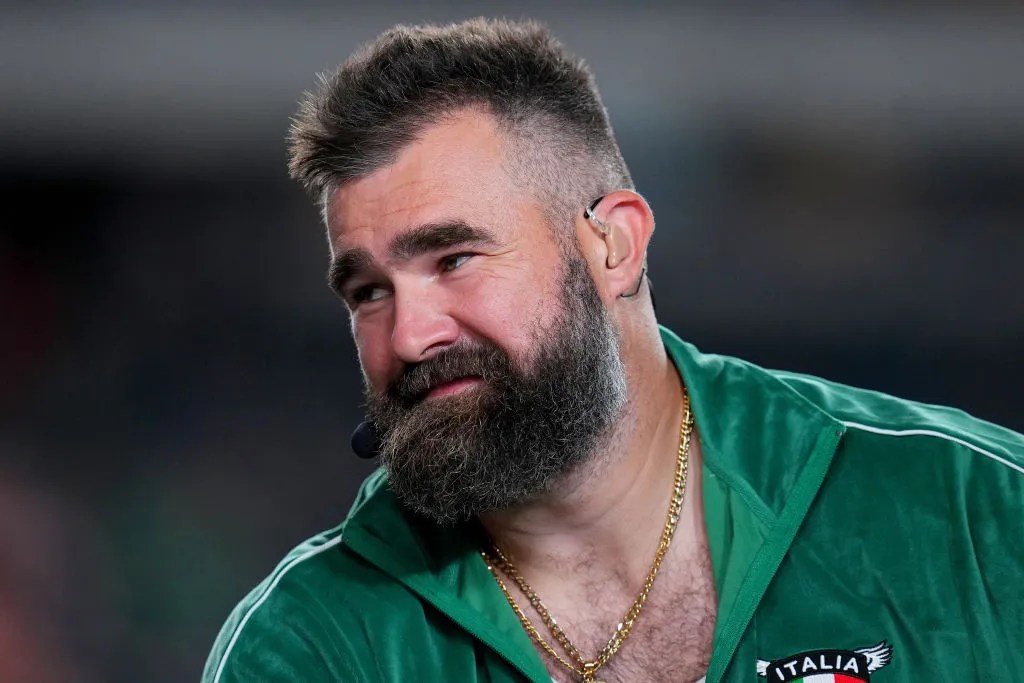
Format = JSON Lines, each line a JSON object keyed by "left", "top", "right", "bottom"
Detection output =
{"left": 661, "top": 326, "right": 842, "bottom": 521}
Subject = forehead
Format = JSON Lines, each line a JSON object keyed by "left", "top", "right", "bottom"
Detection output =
{"left": 326, "top": 109, "right": 517, "bottom": 255}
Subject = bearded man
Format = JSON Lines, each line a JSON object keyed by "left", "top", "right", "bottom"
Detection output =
{"left": 204, "top": 18, "right": 1024, "bottom": 683}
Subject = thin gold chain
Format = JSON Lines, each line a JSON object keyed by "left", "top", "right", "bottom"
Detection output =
{"left": 481, "top": 388, "right": 693, "bottom": 683}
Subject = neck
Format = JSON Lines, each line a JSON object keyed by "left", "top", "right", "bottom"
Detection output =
{"left": 478, "top": 325, "right": 693, "bottom": 586}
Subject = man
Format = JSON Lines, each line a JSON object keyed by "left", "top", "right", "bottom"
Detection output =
{"left": 204, "top": 18, "right": 1024, "bottom": 683}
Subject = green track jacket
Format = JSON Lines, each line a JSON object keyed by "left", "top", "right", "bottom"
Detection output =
{"left": 204, "top": 327, "right": 1024, "bottom": 682}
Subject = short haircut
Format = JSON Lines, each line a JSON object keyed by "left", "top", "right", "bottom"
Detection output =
{"left": 287, "top": 17, "right": 634, "bottom": 229}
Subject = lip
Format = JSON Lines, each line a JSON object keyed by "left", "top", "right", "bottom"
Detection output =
{"left": 424, "top": 376, "right": 481, "bottom": 400}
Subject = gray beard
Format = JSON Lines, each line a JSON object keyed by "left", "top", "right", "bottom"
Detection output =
{"left": 364, "top": 251, "right": 627, "bottom": 525}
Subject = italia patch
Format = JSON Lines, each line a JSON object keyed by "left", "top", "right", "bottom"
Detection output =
{"left": 756, "top": 642, "right": 893, "bottom": 682}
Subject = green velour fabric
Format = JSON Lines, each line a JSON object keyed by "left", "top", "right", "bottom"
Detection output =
{"left": 203, "top": 327, "right": 1024, "bottom": 682}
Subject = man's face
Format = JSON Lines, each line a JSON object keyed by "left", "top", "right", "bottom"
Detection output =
{"left": 325, "top": 109, "right": 626, "bottom": 523}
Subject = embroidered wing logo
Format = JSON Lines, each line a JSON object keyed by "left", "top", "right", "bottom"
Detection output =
{"left": 756, "top": 641, "right": 893, "bottom": 681}
{"left": 856, "top": 642, "right": 893, "bottom": 672}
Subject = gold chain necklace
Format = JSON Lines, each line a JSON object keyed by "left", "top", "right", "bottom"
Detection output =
{"left": 481, "top": 388, "right": 693, "bottom": 683}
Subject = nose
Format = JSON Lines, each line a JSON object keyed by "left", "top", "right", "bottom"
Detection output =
{"left": 390, "top": 282, "right": 459, "bottom": 363}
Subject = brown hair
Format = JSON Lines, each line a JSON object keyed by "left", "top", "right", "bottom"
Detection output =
{"left": 287, "top": 18, "right": 633, "bottom": 226}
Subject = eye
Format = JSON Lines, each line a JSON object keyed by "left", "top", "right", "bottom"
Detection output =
{"left": 439, "top": 253, "right": 474, "bottom": 272}
{"left": 349, "top": 284, "right": 389, "bottom": 306}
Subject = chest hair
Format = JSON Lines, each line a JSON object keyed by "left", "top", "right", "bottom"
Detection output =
{"left": 528, "top": 540, "right": 716, "bottom": 683}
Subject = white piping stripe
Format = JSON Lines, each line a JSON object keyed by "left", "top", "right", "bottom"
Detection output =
{"left": 212, "top": 534, "right": 345, "bottom": 683}
{"left": 842, "top": 421, "right": 1024, "bottom": 476}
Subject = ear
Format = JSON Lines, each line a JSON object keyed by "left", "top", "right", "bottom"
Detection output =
{"left": 581, "top": 190, "right": 655, "bottom": 300}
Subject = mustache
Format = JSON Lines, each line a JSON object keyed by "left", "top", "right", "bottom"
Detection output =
{"left": 386, "top": 341, "right": 513, "bottom": 406}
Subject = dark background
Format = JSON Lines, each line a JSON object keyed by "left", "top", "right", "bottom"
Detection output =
{"left": 1, "top": 3, "right": 1022, "bottom": 681}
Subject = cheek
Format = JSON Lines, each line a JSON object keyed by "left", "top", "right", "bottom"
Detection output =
{"left": 453, "top": 275, "right": 554, "bottom": 357}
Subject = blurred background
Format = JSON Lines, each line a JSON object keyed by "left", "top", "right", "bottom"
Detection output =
{"left": 2, "top": 2, "right": 1022, "bottom": 681}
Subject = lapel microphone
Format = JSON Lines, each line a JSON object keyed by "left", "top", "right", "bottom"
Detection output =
{"left": 351, "top": 421, "right": 381, "bottom": 459}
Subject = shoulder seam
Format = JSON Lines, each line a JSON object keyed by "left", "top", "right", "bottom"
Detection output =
{"left": 843, "top": 421, "right": 1024, "bottom": 476}
{"left": 211, "top": 534, "right": 345, "bottom": 683}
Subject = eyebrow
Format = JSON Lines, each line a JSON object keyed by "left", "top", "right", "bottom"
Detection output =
{"left": 327, "top": 220, "right": 499, "bottom": 295}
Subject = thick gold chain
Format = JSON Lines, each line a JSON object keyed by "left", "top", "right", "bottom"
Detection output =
{"left": 482, "top": 388, "right": 693, "bottom": 683}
